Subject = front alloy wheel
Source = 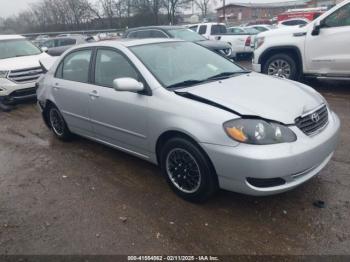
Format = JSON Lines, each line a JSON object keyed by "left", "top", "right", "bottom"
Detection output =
{"left": 166, "top": 148, "right": 202, "bottom": 194}
{"left": 267, "top": 59, "right": 291, "bottom": 79}
{"left": 263, "top": 53, "right": 298, "bottom": 80}
{"left": 160, "top": 137, "right": 218, "bottom": 202}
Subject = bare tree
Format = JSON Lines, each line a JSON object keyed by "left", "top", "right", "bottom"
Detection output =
{"left": 194, "top": 0, "right": 210, "bottom": 18}
{"left": 164, "top": 0, "right": 189, "bottom": 25}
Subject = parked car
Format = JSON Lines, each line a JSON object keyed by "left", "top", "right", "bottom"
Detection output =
{"left": 227, "top": 27, "right": 260, "bottom": 35}
{"left": 41, "top": 36, "right": 93, "bottom": 56}
{"left": 277, "top": 18, "right": 310, "bottom": 27}
{"left": 37, "top": 39, "right": 340, "bottom": 202}
{"left": 253, "top": 0, "right": 350, "bottom": 80}
{"left": 123, "top": 26, "right": 235, "bottom": 60}
{"left": 227, "top": 27, "right": 260, "bottom": 49}
{"left": 0, "top": 35, "right": 50, "bottom": 111}
{"left": 33, "top": 34, "right": 50, "bottom": 47}
{"left": 189, "top": 23, "right": 254, "bottom": 57}
{"left": 247, "top": 24, "right": 274, "bottom": 32}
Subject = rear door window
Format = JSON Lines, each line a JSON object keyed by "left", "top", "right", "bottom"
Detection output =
{"left": 56, "top": 49, "right": 92, "bottom": 83}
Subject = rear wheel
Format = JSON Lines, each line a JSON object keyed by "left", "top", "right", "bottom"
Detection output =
{"left": 47, "top": 105, "right": 72, "bottom": 141}
{"left": 263, "top": 53, "right": 299, "bottom": 80}
{"left": 160, "top": 137, "right": 218, "bottom": 202}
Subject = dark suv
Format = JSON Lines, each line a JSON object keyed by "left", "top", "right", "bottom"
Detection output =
{"left": 123, "top": 26, "right": 236, "bottom": 60}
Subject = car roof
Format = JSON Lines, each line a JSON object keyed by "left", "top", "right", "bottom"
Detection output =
{"left": 71, "top": 38, "right": 181, "bottom": 50}
{"left": 280, "top": 18, "right": 309, "bottom": 22}
{"left": 126, "top": 26, "right": 185, "bottom": 32}
{"left": 0, "top": 35, "right": 25, "bottom": 41}
{"left": 50, "top": 35, "right": 86, "bottom": 40}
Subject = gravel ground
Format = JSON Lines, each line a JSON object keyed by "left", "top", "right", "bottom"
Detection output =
{"left": 0, "top": 60, "right": 349, "bottom": 255}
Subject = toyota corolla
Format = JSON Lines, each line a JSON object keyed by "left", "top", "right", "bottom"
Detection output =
{"left": 37, "top": 39, "right": 340, "bottom": 202}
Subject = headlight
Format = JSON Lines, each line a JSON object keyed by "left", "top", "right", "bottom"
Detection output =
{"left": 0, "top": 71, "right": 9, "bottom": 78}
{"left": 223, "top": 119, "right": 297, "bottom": 145}
{"left": 255, "top": 37, "right": 265, "bottom": 49}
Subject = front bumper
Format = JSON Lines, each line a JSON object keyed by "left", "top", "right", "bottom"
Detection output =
{"left": 201, "top": 111, "right": 340, "bottom": 196}
{"left": 0, "top": 78, "right": 37, "bottom": 104}
{"left": 252, "top": 62, "right": 261, "bottom": 73}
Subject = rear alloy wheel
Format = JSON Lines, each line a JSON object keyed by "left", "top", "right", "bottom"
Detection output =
{"left": 263, "top": 53, "right": 298, "bottom": 80}
{"left": 47, "top": 105, "right": 72, "bottom": 141}
{"left": 161, "top": 137, "right": 218, "bottom": 202}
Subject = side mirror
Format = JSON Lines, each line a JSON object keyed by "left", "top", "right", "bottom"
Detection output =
{"left": 41, "top": 47, "right": 48, "bottom": 53}
{"left": 311, "top": 21, "right": 321, "bottom": 36}
{"left": 113, "top": 78, "right": 144, "bottom": 93}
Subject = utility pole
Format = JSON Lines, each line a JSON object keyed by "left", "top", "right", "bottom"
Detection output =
{"left": 222, "top": 0, "right": 226, "bottom": 22}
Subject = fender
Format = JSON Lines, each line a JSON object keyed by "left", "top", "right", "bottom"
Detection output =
{"left": 258, "top": 45, "right": 303, "bottom": 72}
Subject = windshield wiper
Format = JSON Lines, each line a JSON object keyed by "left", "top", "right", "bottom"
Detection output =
{"left": 167, "top": 80, "right": 205, "bottom": 89}
{"left": 206, "top": 71, "right": 250, "bottom": 81}
{"left": 167, "top": 71, "right": 251, "bottom": 89}
{"left": 15, "top": 54, "right": 33, "bottom": 58}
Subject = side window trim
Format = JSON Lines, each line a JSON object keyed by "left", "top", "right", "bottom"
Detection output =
{"left": 54, "top": 47, "right": 94, "bottom": 84}
{"left": 91, "top": 46, "right": 152, "bottom": 96}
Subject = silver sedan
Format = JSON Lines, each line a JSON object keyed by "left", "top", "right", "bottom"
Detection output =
{"left": 37, "top": 39, "right": 340, "bottom": 202}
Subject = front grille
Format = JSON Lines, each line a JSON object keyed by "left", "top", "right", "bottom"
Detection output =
{"left": 295, "top": 105, "right": 329, "bottom": 136}
{"left": 9, "top": 87, "right": 37, "bottom": 98}
{"left": 8, "top": 66, "right": 43, "bottom": 83}
{"left": 247, "top": 177, "right": 286, "bottom": 188}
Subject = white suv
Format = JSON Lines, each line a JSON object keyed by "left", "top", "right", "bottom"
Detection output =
{"left": 253, "top": 0, "right": 350, "bottom": 81}
{"left": 0, "top": 35, "right": 50, "bottom": 110}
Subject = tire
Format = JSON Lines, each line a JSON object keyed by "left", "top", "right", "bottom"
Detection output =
{"left": 46, "top": 104, "right": 72, "bottom": 141}
{"left": 160, "top": 137, "right": 218, "bottom": 202}
{"left": 263, "top": 53, "right": 299, "bottom": 80}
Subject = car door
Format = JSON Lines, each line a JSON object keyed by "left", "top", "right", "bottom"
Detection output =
{"left": 88, "top": 48, "right": 150, "bottom": 157}
{"left": 305, "top": 2, "right": 350, "bottom": 75}
{"left": 52, "top": 48, "right": 95, "bottom": 137}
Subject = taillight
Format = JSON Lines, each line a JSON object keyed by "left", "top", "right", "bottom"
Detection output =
{"left": 245, "top": 36, "right": 251, "bottom": 46}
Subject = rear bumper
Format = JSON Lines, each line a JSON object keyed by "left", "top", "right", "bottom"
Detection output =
{"left": 201, "top": 111, "right": 340, "bottom": 196}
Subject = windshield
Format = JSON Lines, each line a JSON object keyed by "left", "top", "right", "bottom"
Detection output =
{"left": 167, "top": 29, "right": 206, "bottom": 41}
{"left": 130, "top": 42, "right": 246, "bottom": 89}
{"left": 0, "top": 39, "right": 42, "bottom": 59}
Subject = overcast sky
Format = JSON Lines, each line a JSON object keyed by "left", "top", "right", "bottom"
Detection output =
{"left": 0, "top": 0, "right": 303, "bottom": 18}
{"left": 0, "top": 0, "right": 36, "bottom": 18}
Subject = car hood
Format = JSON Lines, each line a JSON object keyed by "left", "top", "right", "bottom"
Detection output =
{"left": 259, "top": 25, "right": 307, "bottom": 38}
{"left": 196, "top": 40, "right": 231, "bottom": 50}
{"left": 177, "top": 73, "right": 324, "bottom": 124}
{"left": 0, "top": 53, "right": 50, "bottom": 71}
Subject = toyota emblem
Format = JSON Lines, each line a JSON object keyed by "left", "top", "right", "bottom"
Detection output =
{"left": 311, "top": 112, "right": 320, "bottom": 123}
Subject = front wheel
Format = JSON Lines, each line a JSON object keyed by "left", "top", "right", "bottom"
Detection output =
{"left": 263, "top": 53, "right": 299, "bottom": 80}
{"left": 160, "top": 137, "right": 218, "bottom": 202}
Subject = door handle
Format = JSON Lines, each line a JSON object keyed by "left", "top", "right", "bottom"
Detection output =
{"left": 53, "top": 83, "right": 60, "bottom": 91}
{"left": 89, "top": 90, "right": 99, "bottom": 98}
